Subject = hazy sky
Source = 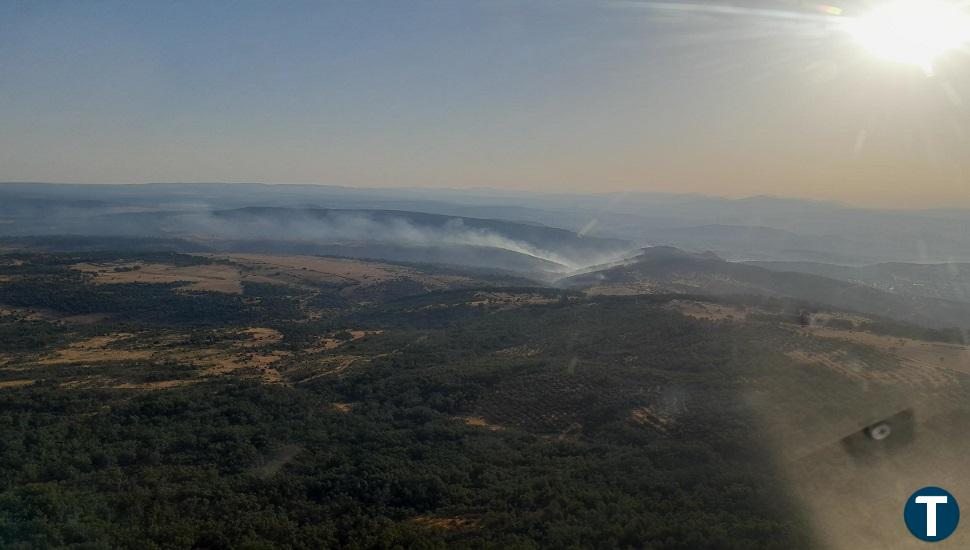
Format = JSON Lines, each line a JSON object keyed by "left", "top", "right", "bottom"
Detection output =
{"left": 2, "top": 0, "right": 969, "bottom": 207}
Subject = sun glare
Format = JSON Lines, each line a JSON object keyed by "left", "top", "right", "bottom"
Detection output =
{"left": 846, "top": 0, "right": 970, "bottom": 73}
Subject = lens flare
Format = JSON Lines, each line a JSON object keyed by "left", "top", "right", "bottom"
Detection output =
{"left": 846, "top": 0, "right": 970, "bottom": 73}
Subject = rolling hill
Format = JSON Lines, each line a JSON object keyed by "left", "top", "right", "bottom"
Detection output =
{"left": 559, "top": 246, "right": 970, "bottom": 329}
{"left": 748, "top": 260, "right": 970, "bottom": 304}
{"left": 0, "top": 203, "right": 635, "bottom": 276}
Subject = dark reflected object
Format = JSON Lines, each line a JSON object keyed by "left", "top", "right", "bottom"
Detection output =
{"left": 842, "top": 409, "right": 915, "bottom": 460}
{"left": 865, "top": 422, "right": 892, "bottom": 441}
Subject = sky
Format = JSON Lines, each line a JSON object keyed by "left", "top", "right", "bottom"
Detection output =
{"left": 1, "top": 0, "right": 969, "bottom": 208}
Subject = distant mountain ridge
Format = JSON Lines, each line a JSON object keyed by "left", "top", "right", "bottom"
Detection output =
{"left": 5, "top": 182, "right": 970, "bottom": 264}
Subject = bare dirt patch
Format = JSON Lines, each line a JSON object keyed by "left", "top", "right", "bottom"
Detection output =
{"left": 195, "top": 351, "right": 291, "bottom": 378}
{"left": 466, "top": 291, "right": 558, "bottom": 308}
{"left": 234, "top": 327, "right": 284, "bottom": 348}
{"left": 630, "top": 406, "right": 674, "bottom": 433}
{"left": 411, "top": 515, "right": 481, "bottom": 531}
{"left": 36, "top": 334, "right": 152, "bottom": 365}
{"left": 75, "top": 335, "right": 132, "bottom": 348}
{"left": 295, "top": 355, "right": 364, "bottom": 383}
{"left": 583, "top": 282, "right": 662, "bottom": 296}
{"left": 60, "top": 313, "right": 113, "bottom": 324}
{"left": 259, "top": 365, "right": 285, "bottom": 384}
{"left": 31, "top": 330, "right": 293, "bottom": 385}
{"left": 332, "top": 402, "right": 354, "bottom": 413}
{"left": 307, "top": 329, "right": 381, "bottom": 352}
{"left": 114, "top": 380, "right": 200, "bottom": 390}
{"left": 666, "top": 300, "right": 751, "bottom": 321}
{"left": 0, "top": 379, "right": 34, "bottom": 389}
{"left": 59, "top": 376, "right": 115, "bottom": 389}
{"left": 808, "top": 312, "right": 871, "bottom": 328}
{"left": 460, "top": 416, "right": 504, "bottom": 431}
{"left": 56, "top": 375, "right": 199, "bottom": 391}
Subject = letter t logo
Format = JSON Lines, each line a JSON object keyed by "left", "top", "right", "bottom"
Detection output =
{"left": 915, "top": 496, "right": 949, "bottom": 537}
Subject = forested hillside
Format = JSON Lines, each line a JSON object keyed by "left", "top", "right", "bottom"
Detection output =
{"left": 2, "top": 251, "right": 969, "bottom": 548}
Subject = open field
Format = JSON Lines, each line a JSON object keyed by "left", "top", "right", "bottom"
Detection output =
{"left": 34, "top": 334, "right": 153, "bottom": 365}
{"left": 114, "top": 379, "right": 200, "bottom": 390}
{"left": 459, "top": 416, "right": 504, "bottom": 431}
{"left": 213, "top": 253, "right": 411, "bottom": 283}
{"left": 630, "top": 406, "right": 675, "bottom": 432}
{"left": 466, "top": 291, "right": 559, "bottom": 307}
{"left": 235, "top": 327, "right": 284, "bottom": 347}
{"left": 72, "top": 261, "right": 244, "bottom": 293}
{"left": 785, "top": 349, "right": 958, "bottom": 389}
{"left": 665, "top": 299, "right": 752, "bottom": 321}
{"left": 209, "top": 253, "right": 474, "bottom": 291}
{"left": 411, "top": 516, "right": 482, "bottom": 531}
{"left": 6, "top": 326, "right": 323, "bottom": 388}
{"left": 306, "top": 329, "right": 381, "bottom": 352}
{"left": 581, "top": 282, "right": 662, "bottom": 296}
{"left": 67, "top": 254, "right": 478, "bottom": 297}
{"left": 806, "top": 326, "right": 970, "bottom": 374}
{"left": 331, "top": 402, "right": 354, "bottom": 413}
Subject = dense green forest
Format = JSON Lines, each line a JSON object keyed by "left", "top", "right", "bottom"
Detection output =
{"left": 2, "top": 251, "right": 960, "bottom": 548}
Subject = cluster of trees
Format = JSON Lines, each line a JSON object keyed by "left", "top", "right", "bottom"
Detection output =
{"left": 0, "top": 282, "right": 822, "bottom": 548}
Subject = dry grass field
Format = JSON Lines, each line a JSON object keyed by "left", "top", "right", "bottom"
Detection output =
{"left": 4, "top": 324, "right": 382, "bottom": 390}
{"left": 665, "top": 299, "right": 752, "bottom": 321}
{"left": 582, "top": 282, "right": 663, "bottom": 296}
{"left": 629, "top": 406, "right": 674, "bottom": 433}
{"left": 805, "top": 326, "right": 970, "bottom": 375}
{"left": 306, "top": 330, "right": 381, "bottom": 352}
{"left": 68, "top": 254, "right": 477, "bottom": 296}
{"left": 208, "top": 253, "right": 474, "bottom": 291}
{"left": 465, "top": 291, "right": 559, "bottom": 308}
{"left": 459, "top": 416, "right": 504, "bottom": 431}
{"left": 72, "top": 262, "right": 244, "bottom": 293}
{"left": 34, "top": 334, "right": 153, "bottom": 365}
{"left": 411, "top": 515, "right": 481, "bottom": 531}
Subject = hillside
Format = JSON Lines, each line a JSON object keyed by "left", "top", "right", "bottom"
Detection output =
{"left": 749, "top": 260, "right": 970, "bottom": 304}
{"left": 3, "top": 249, "right": 970, "bottom": 548}
{"left": 560, "top": 246, "right": 970, "bottom": 329}
{"left": 0, "top": 203, "right": 635, "bottom": 275}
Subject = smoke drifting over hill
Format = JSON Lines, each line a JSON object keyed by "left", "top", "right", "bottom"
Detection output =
{"left": 190, "top": 211, "right": 598, "bottom": 270}
{"left": 2, "top": 205, "right": 635, "bottom": 275}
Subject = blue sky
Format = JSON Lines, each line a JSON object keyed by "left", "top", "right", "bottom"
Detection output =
{"left": 1, "top": 0, "right": 968, "bottom": 207}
